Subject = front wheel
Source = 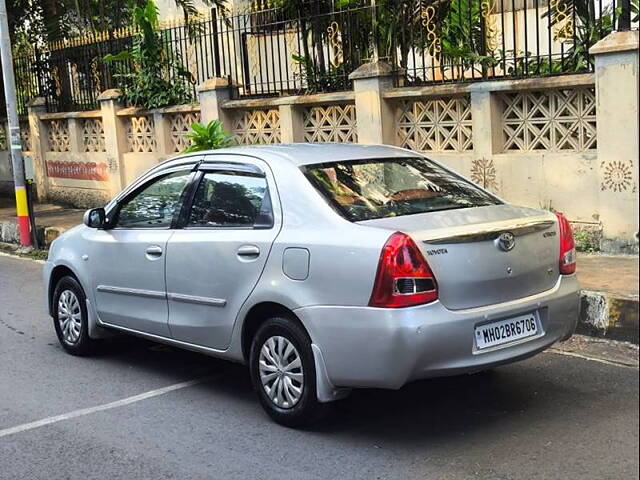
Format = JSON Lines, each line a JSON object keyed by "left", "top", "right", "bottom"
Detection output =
{"left": 52, "top": 276, "right": 99, "bottom": 356}
{"left": 249, "top": 317, "right": 328, "bottom": 427}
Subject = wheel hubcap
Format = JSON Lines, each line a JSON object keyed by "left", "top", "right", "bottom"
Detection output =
{"left": 57, "top": 290, "right": 82, "bottom": 344}
{"left": 259, "top": 336, "right": 304, "bottom": 409}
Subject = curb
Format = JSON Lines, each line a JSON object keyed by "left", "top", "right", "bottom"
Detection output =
{"left": 579, "top": 291, "right": 639, "bottom": 344}
{"left": 0, "top": 218, "right": 59, "bottom": 246}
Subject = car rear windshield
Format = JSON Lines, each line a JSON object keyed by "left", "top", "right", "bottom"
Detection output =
{"left": 302, "top": 157, "right": 501, "bottom": 222}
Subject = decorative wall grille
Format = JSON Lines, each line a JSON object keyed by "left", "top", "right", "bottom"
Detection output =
{"left": 46, "top": 120, "right": 71, "bottom": 152}
{"left": 168, "top": 111, "right": 201, "bottom": 152}
{"left": 82, "top": 119, "right": 106, "bottom": 152}
{"left": 303, "top": 104, "right": 357, "bottom": 143}
{"left": 500, "top": 87, "right": 597, "bottom": 152}
{"left": 20, "top": 121, "right": 32, "bottom": 151}
{"left": 232, "top": 109, "right": 281, "bottom": 145}
{"left": 126, "top": 116, "right": 156, "bottom": 153}
{"left": 396, "top": 96, "right": 473, "bottom": 152}
{"left": 0, "top": 121, "right": 32, "bottom": 151}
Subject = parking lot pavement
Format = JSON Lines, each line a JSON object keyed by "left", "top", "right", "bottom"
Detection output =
{"left": 1, "top": 253, "right": 638, "bottom": 480}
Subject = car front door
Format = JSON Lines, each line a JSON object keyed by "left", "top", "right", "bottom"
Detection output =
{"left": 87, "top": 166, "right": 195, "bottom": 336}
{"left": 165, "top": 158, "right": 280, "bottom": 350}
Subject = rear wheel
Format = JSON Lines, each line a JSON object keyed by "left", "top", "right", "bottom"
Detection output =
{"left": 52, "top": 276, "right": 99, "bottom": 356}
{"left": 249, "top": 316, "right": 327, "bottom": 427}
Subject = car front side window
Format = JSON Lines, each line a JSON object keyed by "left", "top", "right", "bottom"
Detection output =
{"left": 113, "top": 170, "right": 191, "bottom": 229}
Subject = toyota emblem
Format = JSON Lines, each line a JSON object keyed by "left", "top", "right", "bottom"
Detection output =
{"left": 496, "top": 232, "right": 516, "bottom": 252}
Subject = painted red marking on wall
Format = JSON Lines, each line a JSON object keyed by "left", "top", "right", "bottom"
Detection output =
{"left": 46, "top": 161, "right": 109, "bottom": 181}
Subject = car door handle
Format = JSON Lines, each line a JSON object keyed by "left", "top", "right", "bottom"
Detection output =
{"left": 145, "top": 245, "right": 163, "bottom": 257}
{"left": 237, "top": 245, "right": 260, "bottom": 258}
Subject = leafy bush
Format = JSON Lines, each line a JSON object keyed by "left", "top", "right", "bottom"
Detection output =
{"left": 574, "top": 231, "right": 601, "bottom": 253}
{"left": 104, "top": 0, "right": 193, "bottom": 109}
{"left": 291, "top": 54, "right": 348, "bottom": 94}
{"left": 183, "top": 120, "right": 235, "bottom": 153}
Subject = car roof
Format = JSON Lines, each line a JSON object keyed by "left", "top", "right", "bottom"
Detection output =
{"left": 161, "top": 143, "right": 418, "bottom": 171}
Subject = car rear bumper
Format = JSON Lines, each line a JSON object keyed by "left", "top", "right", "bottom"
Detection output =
{"left": 294, "top": 274, "right": 580, "bottom": 390}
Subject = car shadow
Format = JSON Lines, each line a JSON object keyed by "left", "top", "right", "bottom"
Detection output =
{"left": 324, "top": 370, "right": 533, "bottom": 440}
{"left": 88, "top": 335, "right": 607, "bottom": 446}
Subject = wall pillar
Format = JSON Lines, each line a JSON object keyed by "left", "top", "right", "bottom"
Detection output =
{"left": 278, "top": 104, "right": 305, "bottom": 143}
{"left": 469, "top": 85, "right": 503, "bottom": 159}
{"left": 67, "top": 118, "right": 84, "bottom": 153}
{"left": 98, "top": 89, "right": 127, "bottom": 198}
{"left": 590, "top": 31, "right": 639, "bottom": 253}
{"left": 26, "top": 97, "right": 49, "bottom": 201}
{"left": 349, "top": 61, "right": 396, "bottom": 145}
{"left": 197, "top": 78, "right": 237, "bottom": 133}
{"left": 153, "top": 111, "right": 173, "bottom": 156}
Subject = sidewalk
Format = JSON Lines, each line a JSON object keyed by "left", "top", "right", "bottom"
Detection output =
{"left": 577, "top": 255, "right": 639, "bottom": 344}
{"left": 0, "top": 196, "right": 83, "bottom": 245}
{"left": 577, "top": 255, "right": 639, "bottom": 298}
{"left": 1, "top": 196, "right": 638, "bottom": 344}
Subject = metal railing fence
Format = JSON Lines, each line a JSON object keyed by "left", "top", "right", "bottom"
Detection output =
{"left": 5, "top": 0, "right": 637, "bottom": 113}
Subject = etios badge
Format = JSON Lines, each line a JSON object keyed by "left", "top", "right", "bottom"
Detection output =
{"left": 496, "top": 232, "right": 516, "bottom": 252}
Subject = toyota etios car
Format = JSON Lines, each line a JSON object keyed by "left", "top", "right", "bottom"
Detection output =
{"left": 44, "top": 144, "right": 579, "bottom": 426}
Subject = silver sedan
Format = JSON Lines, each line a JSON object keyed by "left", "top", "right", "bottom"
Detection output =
{"left": 43, "top": 144, "right": 580, "bottom": 426}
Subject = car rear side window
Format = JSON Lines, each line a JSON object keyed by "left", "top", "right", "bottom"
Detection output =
{"left": 302, "top": 157, "right": 501, "bottom": 222}
{"left": 187, "top": 172, "right": 272, "bottom": 228}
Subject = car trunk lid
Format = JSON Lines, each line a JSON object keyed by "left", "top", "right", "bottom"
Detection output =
{"left": 358, "top": 204, "right": 560, "bottom": 310}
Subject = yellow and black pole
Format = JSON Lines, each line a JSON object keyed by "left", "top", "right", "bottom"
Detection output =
{"left": 0, "top": 0, "right": 32, "bottom": 247}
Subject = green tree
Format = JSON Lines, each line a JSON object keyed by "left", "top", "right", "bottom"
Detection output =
{"left": 7, "top": 0, "right": 227, "bottom": 46}
{"left": 546, "top": 0, "right": 616, "bottom": 71}
{"left": 7, "top": 0, "right": 132, "bottom": 47}
{"left": 104, "top": 0, "right": 193, "bottom": 108}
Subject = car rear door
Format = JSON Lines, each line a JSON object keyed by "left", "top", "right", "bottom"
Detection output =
{"left": 165, "top": 157, "right": 281, "bottom": 350}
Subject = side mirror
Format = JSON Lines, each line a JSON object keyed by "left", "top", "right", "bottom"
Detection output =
{"left": 83, "top": 208, "right": 106, "bottom": 229}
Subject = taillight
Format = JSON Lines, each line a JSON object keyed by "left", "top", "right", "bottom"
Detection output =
{"left": 555, "top": 213, "right": 576, "bottom": 275}
{"left": 369, "top": 232, "right": 438, "bottom": 308}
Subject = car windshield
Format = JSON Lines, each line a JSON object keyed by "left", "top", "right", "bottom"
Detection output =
{"left": 302, "top": 157, "right": 501, "bottom": 222}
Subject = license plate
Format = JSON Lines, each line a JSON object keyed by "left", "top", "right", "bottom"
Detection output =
{"left": 475, "top": 312, "right": 538, "bottom": 350}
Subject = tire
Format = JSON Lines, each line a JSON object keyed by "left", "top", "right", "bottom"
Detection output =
{"left": 52, "top": 276, "right": 99, "bottom": 356}
{"left": 249, "top": 316, "right": 328, "bottom": 427}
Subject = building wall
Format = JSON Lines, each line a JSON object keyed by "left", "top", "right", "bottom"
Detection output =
{"left": 156, "top": 0, "right": 242, "bottom": 20}
{"left": 156, "top": 0, "right": 211, "bottom": 20}
{"left": 0, "top": 151, "right": 12, "bottom": 195}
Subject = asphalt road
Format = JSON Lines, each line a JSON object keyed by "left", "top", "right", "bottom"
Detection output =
{"left": 0, "top": 253, "right": 638, "bottom": 480}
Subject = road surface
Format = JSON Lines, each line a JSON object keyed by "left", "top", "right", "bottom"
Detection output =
{"left": 0, "top": 253, "right": 638, "bottom": 479}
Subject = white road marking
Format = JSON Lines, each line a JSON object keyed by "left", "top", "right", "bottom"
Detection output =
{"left": 546, "top": 349, "right": 639, "bottom": 369}
{"left": 0, "top": 375, "right": 213, "bottom": 439}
